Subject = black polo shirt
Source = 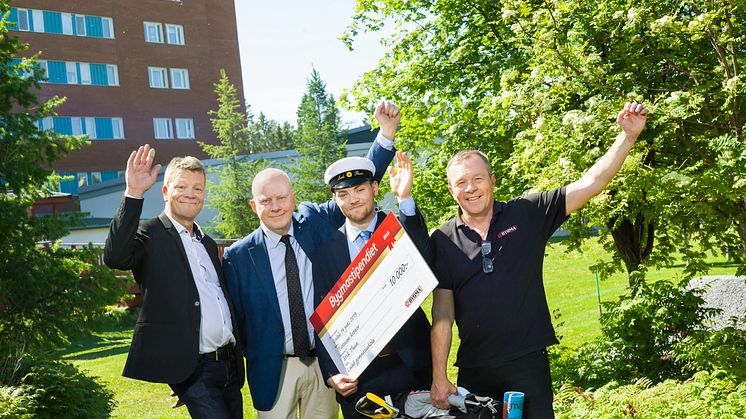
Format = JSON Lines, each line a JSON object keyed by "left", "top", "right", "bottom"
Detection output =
{"left": 431, "top": 187, "right": 568, "bottom": 368}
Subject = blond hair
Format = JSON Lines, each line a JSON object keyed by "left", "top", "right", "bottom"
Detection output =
{"left": 164, "top": 156, "right": 205, "bottom": 186}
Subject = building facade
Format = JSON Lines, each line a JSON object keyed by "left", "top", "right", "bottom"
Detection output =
{"left": 7, "top": 0, "right": 244, "bottom": 194}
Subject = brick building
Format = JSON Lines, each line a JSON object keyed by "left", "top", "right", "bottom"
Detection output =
{"left": 7, "top": 0, "right": 244, "bottom": 194}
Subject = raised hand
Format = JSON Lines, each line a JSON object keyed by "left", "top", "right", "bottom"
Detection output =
{"left": 374, "top": 100, "right": 401, "bottom": 141}
{"left": 125, "top": 144, "right": 161, "bottom": 198}
{"left": 617, "top": 101, "right": 648, "bottom": 139}
{"left": 388, "top": 150, "right": 414, "bottom": 200}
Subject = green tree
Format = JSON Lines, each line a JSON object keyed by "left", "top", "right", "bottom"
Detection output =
{"left": 341, "top": 0, "right": 746, "bottom": 283}
{"left": 250, "top": 112, "right": 295, "bottom": 153}
{"left": 1, "top": 1, "right": 123, "bottom": 371}
{"left": 291, "top": 68, "right": 346, "bottom": 203}
{"left": 200, "top": 70, "right": 266, "bottom": 239}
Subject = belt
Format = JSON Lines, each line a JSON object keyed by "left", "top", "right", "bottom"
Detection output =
{"left": 283, "top": 348, "right": 317, "bottom": 358}
{"left": 199, "top": 344, "right": 234, "bottom": 361}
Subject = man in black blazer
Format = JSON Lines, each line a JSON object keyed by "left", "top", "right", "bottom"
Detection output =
{"left": 312, "top": 152, "right": 433, "bottom": 418}
{"left": 104, "top": 145, "right": 244, "bottom": 419}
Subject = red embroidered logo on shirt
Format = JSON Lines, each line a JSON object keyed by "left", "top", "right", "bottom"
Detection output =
{"left": 497, "top": 225, "right": 518, "bottom": 238}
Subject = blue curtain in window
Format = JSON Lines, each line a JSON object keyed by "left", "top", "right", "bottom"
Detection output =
{"left": 85, "top": 16, "right": 103, "bottom": 38}
{"left": 46, "top": 61, "right": 67, "bottom": 84}
{"left": 101, "top": 171, "right": 120, "bottom": 182}
{"left": 8, "top": 8, "right": 18, "bottom": 25}
{"left": 90, "top": 63, "right": 108, "bottom": 85}
{"left": 43, "top": 11, "right": 63, "bottom": 34}
{"left": 27, "top": 10, "right": 34, "bottom": 31}
{"left": 95, "top": 118, "right": 113, "bottom": 139}
{"left": 53, "top": 117, "right": 73, "bottom": 135}
{"left": 58, "top": 173, "right": 78, "bottom": 195}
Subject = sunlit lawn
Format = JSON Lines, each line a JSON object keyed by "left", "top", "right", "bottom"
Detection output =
{"left": 62, "top": 237, "right": 738, "bottom": 417}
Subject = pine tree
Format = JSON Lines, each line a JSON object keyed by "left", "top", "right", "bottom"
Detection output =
{"left": 200, "top": 70, "right": 265, "bottom": 238}
{"left": 291, "top": 68, "right": 346, "bottom": 203}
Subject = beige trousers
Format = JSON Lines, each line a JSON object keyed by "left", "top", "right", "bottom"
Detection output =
{"left": 257, "top": 357, "right": 338, "bottom": 419}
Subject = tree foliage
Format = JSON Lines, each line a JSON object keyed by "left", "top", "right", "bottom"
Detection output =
{"left": 250, "top": 112, "right": 294, "bottom": 153}
{"left": 341, "top": 0, "right": 746, "bottom": 281}
{"left": 1, "top": 1, "right": 124, "bottom": 367}
{"left": 291, "top": 68, "right": 346, "bottom": 204}
{"left": 200, "top": 70, "right": 267, "bottom": 238}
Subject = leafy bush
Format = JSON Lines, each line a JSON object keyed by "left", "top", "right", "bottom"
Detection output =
{"left": 550, "top": 278, "right": 730, "bottom": 389}
{"left": 554, "top": 370, "right": 746, "bottom": 418}
{"left": 0, "top": 359, "right": 114, "bottom": 418}
{"left": 0, "top": 245, "right": 127, "bottom": 355}
{"left": 672, "top": 318, "right": 746, "bottom": 381}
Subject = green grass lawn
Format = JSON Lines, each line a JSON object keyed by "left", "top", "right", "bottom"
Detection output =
{"left": 62, "top": 237, "right": 739, "bottom": 418}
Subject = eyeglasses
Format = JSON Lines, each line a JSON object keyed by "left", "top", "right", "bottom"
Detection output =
{"left": 481, "top": 240, "right": 493, "bottom": 273}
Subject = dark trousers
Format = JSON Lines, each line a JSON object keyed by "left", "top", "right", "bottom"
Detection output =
{"left": 339, "top": 354, "right": 429, "bottom": 419}
{"left": 458, "top": 349, "right": 554, "bottom": 419}
{"left": 170, "top": 357, "right": 243, "bottom": 419}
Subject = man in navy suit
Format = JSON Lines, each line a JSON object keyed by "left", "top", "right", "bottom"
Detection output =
{"left": 311, "top": 151, "right": 433, "bottom": 419}
{"left": 222, "top": 102, "right": 401, "bottom": 418}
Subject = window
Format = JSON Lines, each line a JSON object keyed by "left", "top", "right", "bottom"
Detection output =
{"left": 144, "top": 22, "right": 163, "bottom": 43}
{"left": 102, "top": 18, "right": 113, "bottom": 38}
{"left": 170, "top": 68, "right": 189, "bottom": 89}
{"left": 175, "top": 118, "right": 195, "bottom": 139}
{"left": 32, "top": 11, "right": 44, "bottom": 33}
{"left": 148, "top": 67, "right": 168, "bottom": 88}
{"left": 61, "top": 13, "right": 73, "bottom": 35}
{"left": 166, "top": 24, "right": 184, "bottom": 45}
{"left": 153, "top": 118, "right": 173, "bottom": 139}
{"left": 15, "top": 9, "right": 31, "bottom": 31}
{"left": 111, "top": 118, "right": 124, "bottom": 139}
{"left": 77, "top": 173, "right": 88, "bottom": 189}
{"left": 74, "top": 15, "right": 85, "bottom": 36}
{"left": 65, "top": 62, "right": 77, "bottom": 84}
{"left": 91, "top": 172, "right": 102, "bottom": 184}
{"left": 79, "top": 63, "right": 92, "bottom": 84}
{"left": 84, "top": 117, "right": 96, "bottom": 139}
{"left": 106, "top": 65, "right": 119, "bottom": 86}
{"left": 39, "top": 117, "right": 54, "bottom": 131}
{"left": 71, "top": 117, "right": 83, "bottom": 135}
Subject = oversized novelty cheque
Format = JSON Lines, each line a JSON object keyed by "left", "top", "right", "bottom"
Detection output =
{"left": 310, "top": 212, "right": 438, "bottom": 378}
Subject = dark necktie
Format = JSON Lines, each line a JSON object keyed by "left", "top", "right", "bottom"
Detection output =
{"left": 280, "top": 235, "right": 311, "bottom": 357}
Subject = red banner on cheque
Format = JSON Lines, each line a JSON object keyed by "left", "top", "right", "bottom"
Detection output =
{"left": 310, "top": 212, "right": 403, "bottom": 336}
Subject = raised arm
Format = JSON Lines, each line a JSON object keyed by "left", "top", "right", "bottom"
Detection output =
{"left": 309, "top": 101, "right": 400, "bottom": 223}
{"left": 103, "top": 145, "right": 161, "bottom": 270}
{"left": 565, "top": 102, "right": 648, "bottom": 215}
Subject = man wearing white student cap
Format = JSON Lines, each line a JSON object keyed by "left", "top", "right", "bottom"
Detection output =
{"left": 311, "top": 151, "right": 434, "bottom": 418}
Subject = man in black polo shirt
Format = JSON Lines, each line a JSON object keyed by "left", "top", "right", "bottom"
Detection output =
{"left": 429, "top": 102, "right": 648, "bottom": 417}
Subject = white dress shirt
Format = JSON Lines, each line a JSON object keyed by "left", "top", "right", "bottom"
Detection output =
{"left": 261, "top": 223, "right": 317, "bottom": 354}
{"left": 165, "top": 213, "right": 235, "bottom": 353}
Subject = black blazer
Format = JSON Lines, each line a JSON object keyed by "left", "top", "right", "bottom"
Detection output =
{"left": 103, "top": 196, "right": 244, "bottom": 384}
{"left": 311, "top": 209, "right": 433, "bottom": 388}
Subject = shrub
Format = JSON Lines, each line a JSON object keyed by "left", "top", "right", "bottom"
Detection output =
{"left": 672, "top": 317, "right": 746, "bottom": 381}
{"left": 550, "top": 278, "right": 730, "bottom": 389}
{"left": 554, "top": 370, "right": 746, "bottom": 418}
{"left": 0, "top": 359, "right": 114, "bottom": 418}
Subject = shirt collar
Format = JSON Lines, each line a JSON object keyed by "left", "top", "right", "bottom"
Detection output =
{"left": 345, "top": 212, "right": 377, "bottom": 241}
{"left": 455, "top": 201, "right": 503, "bottom": 230}
{"left": 261, "top": 222, "right": 295, "bottom": 249}
{"left": 165, "top": 212, "right": 204, "bottom": 240}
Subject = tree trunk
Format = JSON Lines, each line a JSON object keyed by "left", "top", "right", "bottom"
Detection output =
{"left": 608, "top": 212, "right": 655, "bottom": 287}
{"left": 737, "top": 217, "right": 746, "bottom": 263}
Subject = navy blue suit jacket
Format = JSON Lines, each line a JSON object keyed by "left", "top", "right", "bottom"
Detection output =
{"left": 311, "top": 209, "right": 433, "bottom": 402}
{"left": 222, "top": 141, "right": 394, "bottom": 411}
